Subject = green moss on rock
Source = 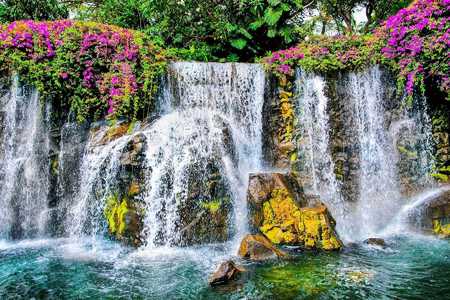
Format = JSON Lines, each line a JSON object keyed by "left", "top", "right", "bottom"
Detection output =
{"left": 104, "top": 193, "right": 143, "bottom": 247}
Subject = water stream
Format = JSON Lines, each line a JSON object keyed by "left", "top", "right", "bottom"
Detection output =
{"left": 0, "top": 77, "right": 50, "bottom": 239}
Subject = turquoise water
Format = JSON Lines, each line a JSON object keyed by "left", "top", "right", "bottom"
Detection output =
{"left": 1, "top": 235, "right": 449, "bottom": 299}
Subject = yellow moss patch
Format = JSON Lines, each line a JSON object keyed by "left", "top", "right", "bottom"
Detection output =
{"left": 259, "top": 189, "right": 342, "bottom": 250}
{"left": 433, "top": 219, "right": 450, "bottom": 237}
{"left": 200, "top": 199, "right": 222, "bottom": 214}
{"left": 104, "top": 194, "right": 130, "bottom": 236}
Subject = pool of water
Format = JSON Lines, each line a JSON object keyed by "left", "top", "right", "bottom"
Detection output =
{"left": 1, "top": 234, "right": 449, "bottom": 299}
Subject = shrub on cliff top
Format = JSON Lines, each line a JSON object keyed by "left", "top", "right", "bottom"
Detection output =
{"left": 0, "top": 20, "right": 166, "bottom": 122}
{"left": 265, "top": 0, "right": 450, "bottom": 101}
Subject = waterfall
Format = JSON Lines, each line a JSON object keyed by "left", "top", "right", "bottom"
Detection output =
{"left": 64, "top": 62, "right": 265, "bottom": 248}
{"left": 65, "top": 125, "right": 134, "bottom": 237}
{"left": 295, "top": 71, "right": 349, "bottom": 235}
{"left": 142, "top": 62, "right": 265, "bottom": 247}
{"left": 0, "top": 77, "right": 50, "bottom": 239}
{"left": 295, "top": 66, "right": 435, "bottom": 241}
{"left": 345, "top": 67, "right": 402, "bottom": 238}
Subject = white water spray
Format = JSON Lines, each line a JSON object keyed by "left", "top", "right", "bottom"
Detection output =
{"left": 0, "top": 77, "right": 50, "bottom": 238}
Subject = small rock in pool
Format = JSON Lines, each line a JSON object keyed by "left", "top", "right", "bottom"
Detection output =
{"left": 238, "top": 234, "right": 287, "bottom": 260}
{"left": 363, "top": 238, "right": 386, "bottom": 247}
{"left": 208, "top": 260, "right": 245, "bottom": 286}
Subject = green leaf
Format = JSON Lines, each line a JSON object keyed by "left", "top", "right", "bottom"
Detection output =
{"left": 264, "top": 8, "right": 283, "bottom": 26}
{"left": 249, "top": 19, "right": 264, "bottom": 30}
{"left": 230, "top": 38, "right": 247, "bottom": 50}
{"left": 268, "top": 0, "right": 281, "bottom": 6}
{"left": 267, "top": 29, "right": 277, "bottom": 38}
{"left": 239, "top": 27, "right": 253, "bottom": 40}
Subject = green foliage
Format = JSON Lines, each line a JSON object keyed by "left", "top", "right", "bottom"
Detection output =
{"left": 318, "top": 0, "right": 412, "bottom": 33}
{"left": 73, "top": 0, "right": 317, "bottom": 62}
{"left": 0, "top": 0, "right": 69, "bottom": 22}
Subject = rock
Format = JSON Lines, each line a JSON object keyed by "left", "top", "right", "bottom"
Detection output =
{"left": 104, "top": 194, "right": 144, "bottom": 247}
{"left": 208, "top": 260, "right": 245, "bottom": 286}
{"left": 411, "top": 187, "right": 450, "bottom": 237}
{"left": 238, "top": 234, "right": 287, "bottom": 260}
{"left": 176, "top": 162, "right": 232, "bottom": 246}
{"left": 247, "top": 172, "right": 305, "bottom": 231}
{"left": 246, "top": 173, "right": 342, "bottom": 251}
{"left": 363, "top": 238, "right": 386, "bottom": 247}
{"left": 120, "top": 134, "right": 145, "bottom": 167}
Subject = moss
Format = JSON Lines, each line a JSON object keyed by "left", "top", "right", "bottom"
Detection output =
{"left": 128, "top": 181, "right": 140, "bottom": 197}
{"left": 397, "top": 145, "right": 418, "bottom": 159}
{"left": 50, "top": 157, "right": 59, "bottom": 176}
{"left": 103, "top": 193, "right": 132, "bottom": 237}
{"left": 433, "top": 219, "right": 450, "bottom": 237}
{"left": 104, "top": 193, "right": 120, "bottom": 234}
{"left": 200, "top": 198, "right": 227, "bottom": 214}
{"left": 431, "top": 173, "right": 449, "bottom": 182}
{"left": 259, "top": 188, "right": 342, "bottom": 250}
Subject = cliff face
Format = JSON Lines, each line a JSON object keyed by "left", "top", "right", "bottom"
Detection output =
{"left": 0, "top": 63, "right": 448, "bottom": 245}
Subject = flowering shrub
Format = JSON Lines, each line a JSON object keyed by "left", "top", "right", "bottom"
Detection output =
{"left": 264, "top": 0, "right": 449, "bottom": 101}
{"left": 264, "top": 34, "right": 384, "bottom": 75}
{"left": 380, "top": 0, "right": 449, "bottom": 100}
{"left": 0, "top": 20, "right": 166, "bottom": 121}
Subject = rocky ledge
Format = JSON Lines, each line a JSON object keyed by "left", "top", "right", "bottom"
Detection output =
{"left": 246, "top": 172, "right": 343, "bottom": 251}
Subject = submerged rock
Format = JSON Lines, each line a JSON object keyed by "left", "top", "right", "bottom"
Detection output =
{"left": 238, "top": 234, "right": 287, "bottom": 260}
{"left": 246, "top": 173, "right": 343, "bottom": 251}
{"left": 363, "top": 238, "right": 386, "bottom": 247}
{"left": 208, "top": 260, "right": 245, "bottom": 286}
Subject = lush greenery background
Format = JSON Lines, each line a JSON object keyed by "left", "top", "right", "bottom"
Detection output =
{"left": 0, "top": 0, "right": 448, "bottom": 123}
{"left": 0, "top": 0, "right": 413, "bottom": 61}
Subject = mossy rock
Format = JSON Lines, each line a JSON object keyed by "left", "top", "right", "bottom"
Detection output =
{"left": 104, "top": 193, "right": 144, "bottom": 247}
{"left": 247, "top": 172, "right": 342, "bottom": 251}
{"left": 433, "top": 219, "right": 450, "bottom": 238}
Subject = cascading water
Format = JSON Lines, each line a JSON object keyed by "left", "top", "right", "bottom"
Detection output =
{"left": 344, "top": 67, "right": 403, "bottom": 238}
{"left": 65, "top": 126, "right": 134, "bottom": 237}
{"left": 295, "top": 66, "right": 435, "bottom": 241}
{"left": 141, "top": 62, "right": 265, "bottom": 247}
{"left": 295, "top": 70, "right": 349, "bottom": 235}
{"left": 64, "top": 62, "right": 265, "bottom": 248}
{"left": 0, "top": 77, "right": 50, "bottom": 239}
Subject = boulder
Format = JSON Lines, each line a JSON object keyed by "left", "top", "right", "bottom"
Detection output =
{"left": 208, "top": 260, "right": 245, "bottom": 286}
{"left": 246, "top": 173, "right": 343, "bottom": 251}
{"left": 238, "top": 234, "right": 287, "bottom": 260}
{"left": 247, "top": 172, "right": 305, "bottom": 231}
{"left": 363, "top": 238, "right": 386, "bottom": 247}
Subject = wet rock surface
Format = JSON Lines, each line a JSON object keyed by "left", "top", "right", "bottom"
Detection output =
{"left": 238, "top": 234, "right": 287, "bottom": 260}
{"left": 246, "top": 172, "right": 342, "bottom": 251}
{"left": 426, "top": 189, "right": 450, "bottom": 237}
{"left": 363, "top": 238, "right": 386, "bottom": 247}
{"left": 208, "top": 260, "right": 245, "bottom": 286}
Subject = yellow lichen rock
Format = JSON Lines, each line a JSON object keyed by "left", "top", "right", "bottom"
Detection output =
{"left": 104, "top": 193, "right": 143, "bottom": 247}
{"left": 259, "top": 189, "right": 342, "bottom": 251}
{"left": 433, "top": 219, "right": 450, "bottom": 237}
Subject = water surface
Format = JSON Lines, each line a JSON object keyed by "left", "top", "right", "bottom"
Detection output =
{"left": 1, "top": 235, "right": 449, "bottom": 299}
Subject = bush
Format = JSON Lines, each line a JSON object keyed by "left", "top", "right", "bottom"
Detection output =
{"left": 0, "top": 20, "right": 167, "bottom": 121}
